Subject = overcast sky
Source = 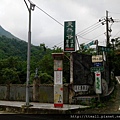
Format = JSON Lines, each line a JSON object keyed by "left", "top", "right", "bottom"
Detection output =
{"left": 0, "top": 0, "right": 120, "bottom": 48}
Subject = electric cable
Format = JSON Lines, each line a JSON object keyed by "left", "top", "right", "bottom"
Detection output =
{"left": 27, "top": 0, "right": 64, "bottom": 27}
{"left": 28, "top": 0, "right": 107, "bottom": 50}
{"left": 76, "top": 22, "right": 101, "bottom": 35}
{"left": 79, "top": 24, "right": 103, "bottom": 36}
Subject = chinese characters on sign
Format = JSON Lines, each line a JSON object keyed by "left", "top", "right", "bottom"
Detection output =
{"left": 54, "top": 71, "right": 62, "bottom": 84}
{"left": 98, "top": 46, "right": 110, "bottom": 52}
{"left": 92, "top": 55, "right": 103, "bottom": 63}
{"left": 95, "top": 71, "right": 102, "bottom": 94}
{"left": 64, "top": 21, "right": 76, "bottom": 52}
{"left": 52, "top": 53, "right": 64, "bottom": 108}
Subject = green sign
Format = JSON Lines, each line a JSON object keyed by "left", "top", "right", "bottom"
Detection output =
{"left": 98, "top": 46, "right": 110, "bottom": 52}
{"left": 64, "top": 21, "right": 76, "bottom": 52}
{"left": 84, "top": 41, "right": 95, "bottom": 49}
{"left": 96, "top": 77, "right": 100, "bottom": 89}
{"left": 95, "top": 72, "right": 101, "bottom": 94}
{"left": 90, "top": 66, "right": 104, "bottom": 72}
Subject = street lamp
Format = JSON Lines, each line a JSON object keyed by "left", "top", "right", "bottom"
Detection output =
{"left": 24, "top": 0, "right": 35, "bottom": 107}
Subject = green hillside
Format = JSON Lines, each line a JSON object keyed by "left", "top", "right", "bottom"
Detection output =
{"left": 0, "top": 26, "right": 55, "bottom": 84}
{"left": 0, "top": 26, "right": 20, "bottom": 40}
{"left": 0, "top": 35, "right": 42, "bottom": 60}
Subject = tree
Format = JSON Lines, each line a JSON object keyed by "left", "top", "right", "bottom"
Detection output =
{"left": 1, "top": 68, "right": 19, "bottom": 84}
{"left": 0, "top": 57, "right": 23, "bottom": 84}
{"left": 110, "top": 37, "right": 120, "bottom": 75}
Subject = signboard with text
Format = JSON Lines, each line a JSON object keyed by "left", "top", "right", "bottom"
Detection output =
{"left": 73, "top": 85, "right": 89, "bottom": 92}
{"left": 54, "top": 84, "right": 63, "bottom": 107}
{"left": 95, "top": 71, "right": 102, "bottom": 94}
{"left": 91, "top": 66, "right": 104, "bottom": 72}
{"left": 54, "top": 71, "right": 62, "bottom": 84}
{"left": 84, "top": 41, "right": 95, "bottom": 49}
{"left": 98, "top": 46, "right": 110, "bottom": 52}
{"left": 93, "top": 62, "right": 103, "bottom": 67}
{"left": 64, "top": 21, "right": 76, "bottom": 52}
{"left": 92, "top": 55, "right": 103, "bottom": 63}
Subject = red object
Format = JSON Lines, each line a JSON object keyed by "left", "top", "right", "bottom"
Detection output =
{"left": 57, "top": 68, "right": 62, "bottom": 71}
{"left": 54, "top": 103, "right": 63, "bottom": 108}
{"left": 60, "top": 88, "right": 63, "bottom": 91}
{"left": 96, "top": 73, "right": 100, "bottom": 76}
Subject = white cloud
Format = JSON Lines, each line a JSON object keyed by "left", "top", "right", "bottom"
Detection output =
{"left": 0, "top": 0, "right": 120, "bottom": 48}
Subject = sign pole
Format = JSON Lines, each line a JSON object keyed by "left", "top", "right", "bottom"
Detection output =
{"left": 96, "top": 40, "right": 100, "bottom": 102}
{"left": 70, "top": 52, "right": 73, "bottom": 84}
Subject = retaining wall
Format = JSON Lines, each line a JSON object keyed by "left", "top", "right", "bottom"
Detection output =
{"left": 0, "top": 84, "right": 69, "bottom": 104}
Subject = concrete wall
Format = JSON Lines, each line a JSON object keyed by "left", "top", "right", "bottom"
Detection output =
{"left": 0, "top": 85, "right": 7, "bottom": 100}
{"left": 0, "top": 84, "right": 69, "bottom": 104}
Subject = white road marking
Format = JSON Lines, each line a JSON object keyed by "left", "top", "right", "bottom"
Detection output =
{"left": 116, "top": 76, "right": 120, "bottom": 111}
{"left": 116, "top": 76, "right": 120, "bottom": 84}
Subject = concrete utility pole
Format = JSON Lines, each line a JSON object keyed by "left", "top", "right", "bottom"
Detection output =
{"left": 106, "top": 10, "right": 109, "bottom": 47}
{"left": 24, "top": 0, "right": 35, "bottom": 107}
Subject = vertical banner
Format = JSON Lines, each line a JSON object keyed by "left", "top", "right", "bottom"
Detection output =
{"left": 64, "top": 21, "right": 76, "bottom": 52}
{"left": 95, "top": 71, "right": 102, "bottom": 94}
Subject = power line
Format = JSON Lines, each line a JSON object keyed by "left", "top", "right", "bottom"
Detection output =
{"left": 79, "top": 24, "right": 103, "bottom": 36}
{"left": 29, "top": 0, "right": 64, "bottom": 27}
{"left": 54, "top": 41, "right": 63, "bottom": 46}
{"left": 76, "top": 22, "right": 101, "bottom": 35}
{"left": 78, "top": 32, "right": 104, "bottom": 41}
{"left": 113, "top": 30, "right": 120, "bottom": 38}
{"left": 27, "top": 0, "right": 105, "bottom": 49}
{"left": 52, "top": 22, "right": 103, "bottom": 49}
{"left": 109, "top": 11, "right": 120, "bottom": 14}
{"left": 28, "top": 0, "right": 106, "bottom": 50}
{"left": 35, "top": 5, "right": 64, "bottom": 26}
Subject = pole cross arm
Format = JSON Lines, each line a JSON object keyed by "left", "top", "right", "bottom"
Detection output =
{"left": 30, "top": 3, "right": 35, "bottom": 11}
{"left": 24, "top": 0, "right": 35, "bottom": 11}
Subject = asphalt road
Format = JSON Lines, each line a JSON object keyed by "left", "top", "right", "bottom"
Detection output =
{"left": 0, "top": 114, "right": 70, "bottom": 120}
{"left": 79, "top": 76, "right": 120, "bottom": 114}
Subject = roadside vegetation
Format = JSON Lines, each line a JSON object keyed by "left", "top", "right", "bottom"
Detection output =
{"left": 0, "top": 36, "right": 120, "bottom": 85}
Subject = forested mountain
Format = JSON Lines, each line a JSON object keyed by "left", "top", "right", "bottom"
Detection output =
{"left": 0, "top": 35, "right": 43, "bottom": 60}
{"left": 0, "top": 26, "right": 56, "bottom": 84}
{"left": 0, "top": 26, "right": 20, "bottom": 40}
{"left": 0, "top": 26, "right": 51, "bottom": 61}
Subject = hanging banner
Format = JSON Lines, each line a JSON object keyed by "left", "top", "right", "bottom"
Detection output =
{"left": 64, "top": 21, "right": 76, "bottom": 52}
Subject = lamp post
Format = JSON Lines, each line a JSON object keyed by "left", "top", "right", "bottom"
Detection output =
{"left": 24, "top": 0, "right": 35, "bottom": 106}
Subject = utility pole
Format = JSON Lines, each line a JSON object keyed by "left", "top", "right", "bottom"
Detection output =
{"left": 106, "top": 10, "right": 109, "bottom": 47}
{"left": 24, "top": 0, "right": 35, "bottom": 107}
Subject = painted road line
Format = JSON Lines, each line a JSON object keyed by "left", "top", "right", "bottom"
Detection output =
{"left": 116, "top": 77, "right": 120, "bottom": 84}
{"left": 116, "top": 76, "right": 120, "bottom": 111}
